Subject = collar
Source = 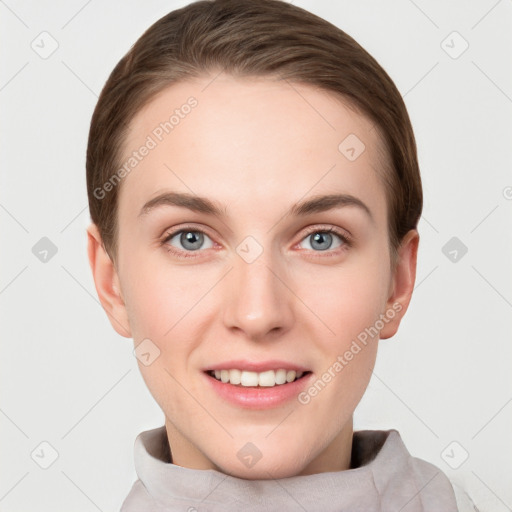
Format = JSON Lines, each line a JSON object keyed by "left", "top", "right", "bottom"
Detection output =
{"left": 130, "top": 426, "right": 458, "bottom": 511}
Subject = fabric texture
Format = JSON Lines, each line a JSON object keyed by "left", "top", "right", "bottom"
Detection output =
{"left": 121, "top": 425, "right": 464, "bottom": 511}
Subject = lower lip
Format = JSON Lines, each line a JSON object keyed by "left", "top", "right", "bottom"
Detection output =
{"left": 203, "top": 372, "right": 313, "bottom": 409}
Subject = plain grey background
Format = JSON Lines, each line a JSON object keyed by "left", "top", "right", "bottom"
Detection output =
{"left": 1, "top": 0, "right": 511, "bottom": 510}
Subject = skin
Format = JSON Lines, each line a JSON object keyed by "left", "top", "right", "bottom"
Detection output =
{"left": 87, "top": 73, "right": 418, "bottom": 480}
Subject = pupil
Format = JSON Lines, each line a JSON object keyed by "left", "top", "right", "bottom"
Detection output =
{"left": 311, "top": 232, "right": 332, "bottom": 251}
{"left": 182, "top": 231, "right": 203, "bottom": 250}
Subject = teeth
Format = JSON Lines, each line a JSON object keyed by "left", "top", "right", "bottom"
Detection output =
{"left": 275, "top": 369, "right": 287, "bottom": 385}
{"left": 229, "top": 369, "right": 241, "bottom": 385}
{"left": 210, "top": 369, "right": 306, "bottom": 387}
{"left": 258, "top": 370, "right": 275, "bottom": 387}
{"left": 241, "top": 371, "right": 259, "bottom": 387}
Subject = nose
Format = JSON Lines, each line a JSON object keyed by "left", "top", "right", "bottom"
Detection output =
{"left": 222, "top": 247, "right": 294, "bottom": 341}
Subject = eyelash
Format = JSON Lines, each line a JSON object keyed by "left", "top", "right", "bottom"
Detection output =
{"left": 160, "top": 224, "right": 353, "bottom": 259}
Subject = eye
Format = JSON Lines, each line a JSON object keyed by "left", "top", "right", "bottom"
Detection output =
{"left": 298, "top": 228, "right": 349, "bottom": 252}
{"left": 163, "top": 228, "right": 214, "bottom": 255}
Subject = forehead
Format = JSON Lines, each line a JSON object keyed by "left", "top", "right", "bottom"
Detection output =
{"left": 118, "top": 74, "right": 388, "bottom": 224}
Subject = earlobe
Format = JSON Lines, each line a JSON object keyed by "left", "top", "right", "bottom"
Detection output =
{"left": 86, "top": 223, "right": 132, "bottom": 338}
{"left": 380, "top": 229, "right": 419, "bottom": 340}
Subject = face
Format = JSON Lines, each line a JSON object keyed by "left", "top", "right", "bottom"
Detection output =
{"left": 88, "top": 73, "right": 418, "bottom": 479}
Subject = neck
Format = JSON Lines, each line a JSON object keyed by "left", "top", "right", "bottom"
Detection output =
{"left": 298, "top": 417, "right": 353, "bottom": 475}
{"left": 164, "top": 416, "right": 354, "bottom": 477}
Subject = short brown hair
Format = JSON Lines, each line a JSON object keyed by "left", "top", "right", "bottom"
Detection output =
{"left": 86, "top": 0, "right": 422, "bottom": 265}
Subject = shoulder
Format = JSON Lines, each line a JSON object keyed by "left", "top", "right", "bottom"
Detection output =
{"left": 120, "top": 479, "right": 169, "bottom": 512}
{"left": 380, "top": 432, "right": 479, "bottom": 512}
{"left": 355, "top": 429, "right": 459, "bottom": 511}
{"left": 120, "top": 480, "right": 148, "bottom": 512}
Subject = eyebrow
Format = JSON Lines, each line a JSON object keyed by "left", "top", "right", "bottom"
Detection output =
{"left": 138, "top": 191, "right": 373, "bottom": 221}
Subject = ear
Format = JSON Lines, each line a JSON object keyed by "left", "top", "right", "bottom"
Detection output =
{"left": 380, "top": 229, "right": 419, "bottom": 340}
{"left": 86, "top": 223, "right": 132, "bottom": 338}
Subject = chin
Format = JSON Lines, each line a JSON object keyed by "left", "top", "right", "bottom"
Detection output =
{"left": 209, "top": 439, "right": 312, "bottom": 480}
{"left": 219, "top": 458, "right": 307, "bottom": 480}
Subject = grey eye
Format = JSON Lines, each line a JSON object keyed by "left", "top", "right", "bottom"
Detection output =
{"left": 168, "top": 230, "right": 214, "bottom": 251}
{"left": 300, "top": 231, "right": 343, "bottom": 251}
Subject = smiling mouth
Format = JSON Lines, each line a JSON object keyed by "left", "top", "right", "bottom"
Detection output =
{"left": 206, "top": 369, "right": 311, "bottom": 387}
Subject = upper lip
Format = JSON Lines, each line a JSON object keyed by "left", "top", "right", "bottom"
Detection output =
{"left": 204, "top": 360, "right": 310, "bottom": 372}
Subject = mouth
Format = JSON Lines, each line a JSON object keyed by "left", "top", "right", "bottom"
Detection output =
{"left": 206, "top": 368, "right": 312, "bottom": 387}
{"left": 203, "top": 362, "right": 313, "bottom": 409}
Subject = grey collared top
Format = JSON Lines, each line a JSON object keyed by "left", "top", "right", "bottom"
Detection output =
{"left": 120, "top": 426, "right": 462, "bottom": 511}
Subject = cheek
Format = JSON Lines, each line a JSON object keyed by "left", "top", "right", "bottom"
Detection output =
{"left": 120, "top": 259, "right": 207, "bottom": 412}
{"left": 313, "top": 254, "right": 390, "bottom": 406}
{"left": 296, "top": 256, "right": 390, "bottom": 345}
{"left": 122, "top": 278, "right": 170, "bottom": 340}
{"left": 298, "top": 270, "right": 384, "bottom": 421}
{"left": 120, "top": 250, "right": 208, "bottom": 340}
